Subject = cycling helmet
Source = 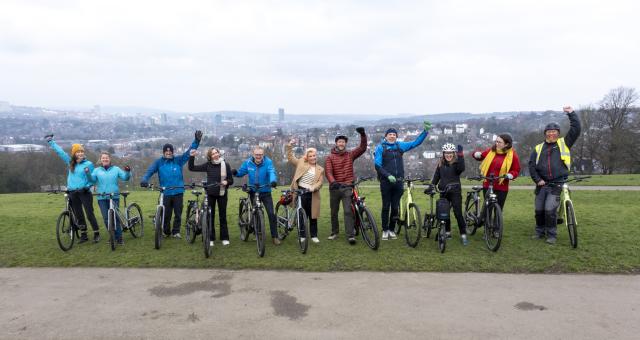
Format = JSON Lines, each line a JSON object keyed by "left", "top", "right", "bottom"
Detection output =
{"left": 442, "top": 143, "right": 456, "bottom": 152}
{"left": 544, "top": 122, "right": 561, "bottom": 133}
{"left": 335, "top": 133, "right": 348, "bottom": 143}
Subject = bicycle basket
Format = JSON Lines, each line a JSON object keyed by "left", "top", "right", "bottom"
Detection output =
{"left": 436, "top": 198, "right": 451, "bottom": 220}
{"left": 279, "top": 192, "right": 293, "bottom": 205}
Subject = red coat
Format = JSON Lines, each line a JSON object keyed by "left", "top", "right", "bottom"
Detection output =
{"left": 472, "top": 147, "right": 521, "bottom": 192}
{"left": 325, "top": 135, "right": 367, "bottom": 185}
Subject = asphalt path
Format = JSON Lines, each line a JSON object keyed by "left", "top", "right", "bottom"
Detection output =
{"left": 1, "top": 268, "right": 639, "bottom": 339}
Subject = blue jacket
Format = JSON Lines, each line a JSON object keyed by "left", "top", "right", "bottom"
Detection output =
{"left": 235, "top": 156, "right": 277, "bottom": 193}
{"left": 141, "top": 139, "right": 199, "bottom": 196}
{"left": 48, "top": 140, "right": 95, "bottom": 190}
{"left": 88, "top": 166, "right": 131, "bottom": 200}
{"left": 374, "top": 130, "right": 427, "bottom": 180}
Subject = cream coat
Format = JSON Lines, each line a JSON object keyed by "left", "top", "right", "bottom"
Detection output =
{"left": 286, "top": 144, "right": 324, "bottom": 219}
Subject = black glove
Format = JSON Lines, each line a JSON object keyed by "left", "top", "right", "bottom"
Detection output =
{"left": 195, "top": 130, "right": 203, "bottom": 142}
{"left": 329, "top": 182, "right": 341, "bottom": 190}
{"left": 355, "top": 127, "right": 365, "bottom": 135}
{"left": 271, "top": 181, "right": 278, "bottom": 188}
{"left": 44, "top": 134, "right": 54, "bottom": 142}
{"left": 124, "top": 165, "right": 131, "bottom": 172}
{"left": 457, "top": 144, "right": 464, "bottom": 157}
{"left": 140, "top": 182, "right": 148, "bottom": 188}
{"left": 231, "top": 169, "right": 238, "bottom": 176}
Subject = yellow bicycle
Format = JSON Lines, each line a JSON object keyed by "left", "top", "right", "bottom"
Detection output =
{"left": 393, "top": 177, "right": 426, "bottom": 248}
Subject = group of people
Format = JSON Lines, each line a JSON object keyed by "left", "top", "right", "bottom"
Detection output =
{"left": 46, "top": 105, "right": 581, "bottom": 248}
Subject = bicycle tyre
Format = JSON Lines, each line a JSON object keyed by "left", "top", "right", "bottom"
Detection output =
{"left": 404, "top": 203, "right": 422, "bottom": 248}
{"left": 275, "top": 202, "right": 290, "bottom": 241}
{"left": 254, "top": 209, "right": 266, "bottom": 257}
{"left": 108, "top": 209, "right": 116, "bottom": 251}
{"left": 437, "top": 220, "right": 447, "bottom": 253}
{"left": 566, "top": 201, "right": 578, "bottom": 248}
{"left": 238, "top": 200, "right": 250, "bottom": 241}
{"left": 295, "top": 208, "right": 309, "bottom": 254}
{"left": 464, "top": 194, "right": 479, "bottom": 236}
{"left": 484, "top": 203, "right": 503, "bottom": 252}
{"left": 422, "top": 212, "right": 434, "bottom": 239}
{"left": 56, "top": 211, "right": 75, "bottom": 251}
{"left": 185, "top": 202, "right": 198, "bottom": 244}
{"left": 154, "top": 208, "right": 163, "bottom": 250}
{"left": 359, "top": 206, "right": 380, "bottom": 250}
{"left": 202, "top": 206, "right": 212, "bottom": 258}
{"left": 126, "top": 203, "right": 144, "bottom": 238}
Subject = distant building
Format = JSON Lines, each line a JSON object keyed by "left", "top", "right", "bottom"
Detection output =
{"left": 161, "top": 113, "right": 168, "bottom": 125}
{"left": 444, "top": 128, "right": 453, "bottom": 135}
{"left": 455, "top": 123, "right": 467, "bottom": 133}
{"left": 278, "top": 108, "right": 285, "bottom": 122}
{"left": 0, "top": 144, "right": 46, "bottom": 153}
{"left": 423, "top": 151, "right": 437, "bottom": 159}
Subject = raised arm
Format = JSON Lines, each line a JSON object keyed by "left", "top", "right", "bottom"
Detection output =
{"left": 563, "top": 107, "right": 581, "bottom": 148}
{"left": 48, "top": 140, "right": 71, "bottom": 164}
{"left": 285, "top": 142, "right": 300, "bottom": 166}
{"left": 188, "top": 150, "right": 208, "bottom": 172}
{"left": 351, "top": 127, "right": 368, "bottom": 160}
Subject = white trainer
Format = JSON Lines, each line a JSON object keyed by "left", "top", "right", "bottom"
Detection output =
{"left": 382, "top": 230, "right": 389, "bottom": 240}
{"left": 222, "top": 240, "right": 230, "bottom": 246}
{"left": 311, "top": 237, "right": 320, "bottom": 243}
{"left": 209, "top": 241, "right": 214, "bottom": 247}
{"left": 389, "top": 231, "right": 397, "bottom": 239}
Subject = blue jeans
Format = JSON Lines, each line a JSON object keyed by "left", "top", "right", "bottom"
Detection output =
{"left": 98, "top": 199, "right": 122, "bottom": 240}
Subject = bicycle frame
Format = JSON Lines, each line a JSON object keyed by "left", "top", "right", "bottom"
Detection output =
{"left": 557, "top": 183, "right": 574, "bottom": 226}
{"left": 399, "top": 178, "right": 423, "bottom": 224}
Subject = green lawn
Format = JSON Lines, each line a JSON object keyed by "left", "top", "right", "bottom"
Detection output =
{"left": 1, "top": 186, "right": 639, "bottom": 273}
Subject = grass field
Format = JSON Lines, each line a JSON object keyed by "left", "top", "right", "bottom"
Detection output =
{"left": 1, "top": 184, "right": 639, "bottom": 273}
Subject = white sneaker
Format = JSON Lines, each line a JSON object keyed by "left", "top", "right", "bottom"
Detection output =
{"left": 300, "top": 237, "right": 306, "bottom": 243}
{"left": 311, "top": 237, "right": 320, "bottom": 243}
{"left": 389, "top": 231, "right": 397, "bottom": 239}
{"left": 209, "top": 241, "right": 214, "bottom": 247}
{"left": 382, "top": 230, "right": 389, "bottom": 240}
{"left": 222, "top": 240, "right": 230, "bottom": 246}
{"left": 173, "top": 233, "right": 181, "bottom": 239}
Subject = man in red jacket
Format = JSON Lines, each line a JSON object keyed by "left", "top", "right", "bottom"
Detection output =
{"left": 325, "top": 127, "right": 367, "bottom": 244}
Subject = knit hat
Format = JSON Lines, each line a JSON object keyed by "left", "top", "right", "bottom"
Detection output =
{"left": 71, "top": 144, "right": 84, "bottom": 156}
{"left": 162, "top": 143, "right": 174, "bottom": 153}
{"left": 385, "top": 128, "right": 398, "bottom": 136}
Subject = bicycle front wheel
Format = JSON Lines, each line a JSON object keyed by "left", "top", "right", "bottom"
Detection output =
{"left": 202, "top": 207, "right": 212, "bottom": 258}
{"left": 295, "top": 208, "right": 309, "bottom": 254}
{"left": 437, "top": 220, "right": 447, "bottom": 253}
{"left": 154, "top": 208, "right": 163, "bottom": 250}
{"left": 56, "top": 211, "right": 75, "bottom": 251}
{"left": 359, "top": 206, "right": 380, "bottom": 250}
{"left": 566, "top": 201, "right": 578, "bottom": 248}
{"left": 108, "top": 209, "right": 116, "bottom": 251}
{"left": 404, "top": 203, "right": 422, "bottom": 248}
{"left": 238, "top": 200, "right": 250, "bottom": 241}
{"left": 484, "top": 203, "right": 503, "bottom": 252}
{"left": 422, "top": 212, "right": 434, "bottom": 239}
{"left": 254, "top": 209, "right": 266, "bottom": 257}
{"left": 464, "top": 194, "right": 479, "bottom": 236}
{"left": 126, "top": 203, "right": 144, "bottom": 238}
{"left": 275, "top": 202, "right": 290, "bottom": 241}
{"left": 185, "top": 202, "right": 198, "bottom": 244}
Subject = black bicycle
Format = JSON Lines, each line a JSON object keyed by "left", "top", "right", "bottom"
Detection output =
{"left": 464, "top": 175, "right": 507, "bottom": 252}
{"left": 423, "top": 183, "right": 459, "bottom": 253}
{"left": 236, "top": 184, "right": 271, "bottom": 257}
{"left": 48, "top": 189, "right": 83, "bottom": 251}
{"left": 185, "top": 182, "right": 220, "bottom": 258}
{"left": 275, "top": 188, "right": 310, "bottom": 254}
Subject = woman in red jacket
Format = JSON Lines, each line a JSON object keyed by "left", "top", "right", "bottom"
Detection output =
{"left": 471, "top": 133, "right": 520, "bottom": 210}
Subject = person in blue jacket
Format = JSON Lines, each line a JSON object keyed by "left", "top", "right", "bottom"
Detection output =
{"left": 45, "top": 135, "right": 100, "bottom": 243}
{"left": 374, "top": 121, "right": 431, "bottom": 240}
{"left": 140, "top": 130, "right": 202, "bottom": 238}
{"left": 232, "top": 146, "right": 280, "bottom": 245}
{"left": 85, "top": 152, "right": 131, "bottom": 245}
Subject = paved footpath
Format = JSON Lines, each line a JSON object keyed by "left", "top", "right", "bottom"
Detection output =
{"left": 1, "top": 268, "right": 639, "bottom": 339}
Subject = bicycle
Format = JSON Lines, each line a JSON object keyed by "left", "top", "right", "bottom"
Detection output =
{"left": 236, "top": 184, "right": 271, "bottom": 257}
{"left": 423, "top": 183, "right": 460, "bottom": 253}
{"left": 185, "top": 182, "right": 221, "bottom": 258}
{"left": 546, "top": 176, "right": 590, "bottom": 248}
{"left": 464, "top": 174, "right": 507, "bottom": 252}
{"left": 275, "top": 188, "right": 311, "bottom": 254}
{"left": 48, "top": 189, "right": 84, "bottom": 251}
{"left": 393, "top": 177, "right": 425, "bottom": 248}
{"left": 345, "top": 176, "right": 380, "bottom": 250}
{"left": 145, "top": 184, "right": 193, "bottom": 250}
{"left": 99, "top": 192, "right": 144, "bottom": 251}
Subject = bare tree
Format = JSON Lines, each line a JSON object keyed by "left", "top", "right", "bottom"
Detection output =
{"left": 598, "top": 87, "right": 639, "bottom": 173}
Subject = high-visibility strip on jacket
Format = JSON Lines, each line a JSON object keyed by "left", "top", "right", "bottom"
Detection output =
{"left": 535, "top": 137, "right": 571, "bottom": 169}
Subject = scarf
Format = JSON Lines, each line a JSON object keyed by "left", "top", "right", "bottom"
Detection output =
{"left": 212, "top": 158, "right": 227, "bottom": 195}
{"left": 479, "top": 149, "right": 513, "bottom": 185}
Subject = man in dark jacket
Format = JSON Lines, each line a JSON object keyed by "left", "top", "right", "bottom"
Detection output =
{"left": 325, "top": 127, "right": 367, "bottom": 244}
{"left": 529, "top": 106, "right": 581, "bottom": 244}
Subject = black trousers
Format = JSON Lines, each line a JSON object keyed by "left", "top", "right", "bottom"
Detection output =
{"left": 443, "top": 191, "right": 467, "bottom": 235}
{"left": 380, "top": 180, "right": 404, "bottom": 231}
{"left": 162, "top": 194, "right": 183, "bottom": 235}
{"left": 69, "top": 189, "right": 99, "bottom": 233}
{"left": 208, "top": 194, "right": 229, "bottom": 241}
{"left": 300, "top": 191, "right": 318, "bottom": 238}
{"left": 249, "top": 192, "right": 278, "bottom": 238}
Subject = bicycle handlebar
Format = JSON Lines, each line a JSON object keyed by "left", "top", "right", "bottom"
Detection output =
{"left": 546, "top": 176, "right": 591, "bottom": 186}
{"left": 146, "top": 183, "right": 194, "bottom": 192}
{"left": 468, "top": 174, "right": 508, "bottom": 182}
{"left": 233, "top": 184, "right": 271, "bottom": 192}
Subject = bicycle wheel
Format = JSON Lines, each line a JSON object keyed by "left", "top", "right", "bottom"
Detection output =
{"left": 484, "top": 203, "right": 503, "bottom": 252}
{"left": 56, "top": 211, "right": 75, "bottom": 251}
{"left": 185, "top": 202, "right": 198, "bottom": 244}
{"left": 437, "top": 220, "right": 447, "bottom": 253}
{"left": 295, "top": 208, "right": 309, "bottom": 254}
{"left": 154, "top": 208, "right": 163, "bottom": 250}
{"left": 108, "top": 209, "right": 116, "bottom": 251}
{"left": 422, "top": 213, "right": 434, "bottom": 239}
{"left": 254, "top": 209, "right": 266, "bottom": 257}
{"left": 238, "top": 200, "right": 250, "bottom": 241}
{"left": 359, "top": 206, "right": 380, "bottom": 250}
{"left": 275, "top": 202, "right": 290, "bottom": 241}
{"left": 202, "top": 207, "right": 212, "bottom": 258}
{"left": 126, "top": 203, "right": 144, "bottom": 238}
{"left": 566, "top": 201, "right": 578, "bottom": 248}
{"left": 404, "top": 203, "right": 422, "bottom": 248}
{"left": 464, "top": 194, "right": 479, "bottom": 236}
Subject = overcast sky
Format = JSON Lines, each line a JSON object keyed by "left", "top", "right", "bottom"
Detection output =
{"left": 1, "top": 0, "right": 638, "bottom": 115}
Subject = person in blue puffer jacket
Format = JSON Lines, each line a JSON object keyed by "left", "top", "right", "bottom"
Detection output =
{"left": 231, "top": 146, "right": 280, "bottom": 245}
{"left": 140, "top": 130, "right": 202, "bottom": 238}
{"left": 86, "top": 152, "right": 131, "bottom": 245}
{"left": 45, "top": 135, "right": 100, "bottom": 243}
{"left": 373, "top": 121, "right": 431, "bottom": 240}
